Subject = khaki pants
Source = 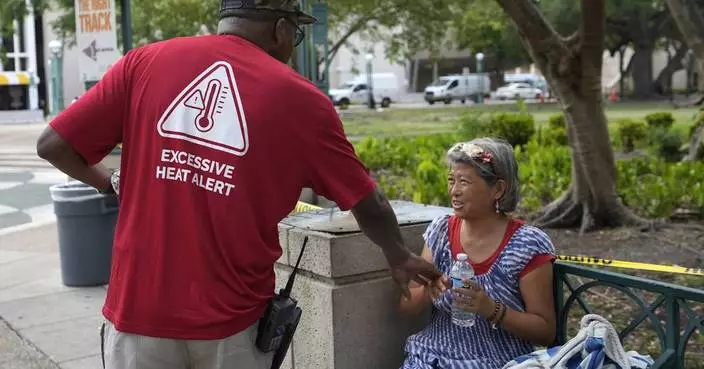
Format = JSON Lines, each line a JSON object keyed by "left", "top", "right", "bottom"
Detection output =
{"left": 101, "top": 320, "right": 273, "bottom": 369}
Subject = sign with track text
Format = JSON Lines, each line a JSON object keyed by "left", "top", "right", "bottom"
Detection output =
{"left": 74, "top": 0, "right": 121, "bottom": 82}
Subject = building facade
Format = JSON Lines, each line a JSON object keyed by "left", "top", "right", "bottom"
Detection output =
{"left": 0, "top": 0, "right": 45, "bottom": 124}
{"left": 42, "top": 8, "right": 85, "bottom": 110}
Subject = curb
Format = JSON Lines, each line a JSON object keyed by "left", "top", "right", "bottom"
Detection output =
{"left": 0, "top": 218, "right": 57, "bottom": 237}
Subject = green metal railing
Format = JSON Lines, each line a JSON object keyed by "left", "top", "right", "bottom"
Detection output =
{"left": 553, "top": 262, "right": 704, "bottom": 369}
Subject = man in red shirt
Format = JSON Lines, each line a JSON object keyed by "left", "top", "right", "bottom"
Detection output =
{"left": 37, "top": 0, "right": 445, "bottom": 368}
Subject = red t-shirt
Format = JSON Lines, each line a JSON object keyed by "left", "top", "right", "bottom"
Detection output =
{"left": 49, "top": 35, "right": 376, "bottom": 339}
{"left": 447, "top": 216, "right": 554, "bottom": 277}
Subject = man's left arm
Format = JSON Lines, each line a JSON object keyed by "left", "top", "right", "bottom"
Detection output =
{"left": 37, "top": 54, "right": 131, "bottom": 192}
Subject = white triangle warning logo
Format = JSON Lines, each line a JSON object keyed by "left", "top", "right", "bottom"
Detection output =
{"left": 157, "top": 61, "right": 249, "bottom": 156}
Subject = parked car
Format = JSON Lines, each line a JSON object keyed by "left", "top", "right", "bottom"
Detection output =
{"left": 492, "top": 83, "right": 544, "bottom": 100}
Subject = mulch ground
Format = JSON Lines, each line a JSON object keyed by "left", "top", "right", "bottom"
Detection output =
{"left": 545, "top": 223, "right": 704, "bottom": 270}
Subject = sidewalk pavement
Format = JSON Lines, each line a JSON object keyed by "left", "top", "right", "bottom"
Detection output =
{"left": 0, "top": 318, "right": 59, "bottom": 369}
{"left": 0, "top": 222, "right": 106, "bottom": 369}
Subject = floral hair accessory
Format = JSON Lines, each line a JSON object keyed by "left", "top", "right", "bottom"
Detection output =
{"left": 450, "top": 142, "right": 493, "bottom": 164}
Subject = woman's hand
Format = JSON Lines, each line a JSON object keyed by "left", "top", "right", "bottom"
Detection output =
{"left": 452, "top": 279, "right": 495, "bottom": 318}
{"left": 424, "top": 275, "right": 450, "bottom": 302}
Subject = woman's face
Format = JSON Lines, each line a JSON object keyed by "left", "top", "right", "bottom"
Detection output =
{"left": 447, "top": 162, "right": 502, "bottom": 219}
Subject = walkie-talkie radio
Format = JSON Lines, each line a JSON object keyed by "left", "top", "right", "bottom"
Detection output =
{"left": 256, "top": 236, "right": 308, "bottom": 369}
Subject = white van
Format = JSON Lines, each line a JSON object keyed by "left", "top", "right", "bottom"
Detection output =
{"left": 329, "top": 73, "right": 400, "bottom": 107}
{"left": 423, "top": 74, "right": 491, "bottom": 105}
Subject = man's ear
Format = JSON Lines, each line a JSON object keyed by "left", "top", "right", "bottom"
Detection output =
{"left": 272, "top": 18, "right": 288, "bottom": 45}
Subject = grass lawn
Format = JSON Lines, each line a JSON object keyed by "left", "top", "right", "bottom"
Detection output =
{"left": 341, "top": 107, "right": 469, "bottom": 137}
{"left": 341, "top": 102, "right": 701, "bottom": 138}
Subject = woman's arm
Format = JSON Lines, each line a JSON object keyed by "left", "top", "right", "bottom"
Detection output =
{"left": 399, "top": 245, "right": 446, "bottom": 316}
{"left": 488, "top": 263, "right": 557, "bottom": 346}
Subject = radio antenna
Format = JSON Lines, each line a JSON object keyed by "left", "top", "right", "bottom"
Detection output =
{"left": 280, "top": 236, "right": 308, "bottom": 298}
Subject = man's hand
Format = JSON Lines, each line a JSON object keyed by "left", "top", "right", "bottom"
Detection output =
{"left": 349, "top": 187, "right": 450, "bottom": 298}
{"left": 389, "top": 251, "right": 449, "bottom": 300}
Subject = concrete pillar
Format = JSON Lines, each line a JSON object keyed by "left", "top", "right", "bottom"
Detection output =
{"left": 432, "top": 61, "right": 439, "bottom": 82}
{"left": 275, "top": 201, "right": 448, "bottom": 369}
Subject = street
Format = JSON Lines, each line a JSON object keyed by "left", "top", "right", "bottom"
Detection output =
{"left": 0, "top": 123, "right": 65, "bottom": 234}
{"left": 340, "top": 96, "right": 551, "bottom": 110}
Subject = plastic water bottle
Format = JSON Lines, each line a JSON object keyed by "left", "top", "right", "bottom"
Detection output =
{"left": 450, "top": 253, "right": 476, "bottom": 327}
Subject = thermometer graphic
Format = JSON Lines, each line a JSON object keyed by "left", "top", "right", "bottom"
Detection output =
{"left": 195, "top": 79, "right": 222, "bottom": 132}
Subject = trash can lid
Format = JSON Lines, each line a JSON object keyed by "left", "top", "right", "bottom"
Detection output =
{"left": 50, "top": 181, "right": 107, "bottom": 202}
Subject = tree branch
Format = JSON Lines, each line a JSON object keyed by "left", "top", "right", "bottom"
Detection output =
{"left": 325, "top": 46, "right": 342, "bottom": 67}
{"left": 565, "top": 31, "right": 580, "bottom": 47}
{"left": 493, "top": 0, "right": 562, "bottom": 54}
{"left": 654, "top": 42, "right": 689, "bottom": 93}
{"left": 605, "top": 18, "right": 634, "bottom": 40}
{"left": 317, "top": 16, "right": 371, "bottom": 66}
{"left": 606, "top": 34, "right": 629, "bottom": 56}
{"left": 623, "top": 50, "right": 635, "bottom": 76}
{"left": 667, "top": 0, "right": 704, "bottom": 55}
{"left": 666, "top": 0, "right": 704, "bottom": 86}
{"left": 649, "top": 10, "right": 672, "bottom": 36}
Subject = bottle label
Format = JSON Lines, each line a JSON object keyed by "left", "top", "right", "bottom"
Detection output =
{"left": 451, "top": 277, "right": 466, "bottom": 289}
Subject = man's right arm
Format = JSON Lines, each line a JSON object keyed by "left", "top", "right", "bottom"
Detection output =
{"left": 350, "top": 187, "right": 447, "bottom": 298}
{"left": 37, "top": 53, "right": 130, "bottom": 192}
{"left": 300, "top": 94, "right": 444, "bottom": 297}
{"left": 350, "top": 186, "right": 410, "bottom": 267}
{"left": 298, "top": 93, "right": 407, "bottom": 261}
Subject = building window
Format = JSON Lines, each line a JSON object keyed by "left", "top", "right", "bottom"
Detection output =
{"left": 1, "top": 36, "right": 13, "bottom": 71}
{"left": 1, "top": 19, "right": 29, "bottom": 72}
{"left": 17, "top": 19, "right": 25, "bottom": 53}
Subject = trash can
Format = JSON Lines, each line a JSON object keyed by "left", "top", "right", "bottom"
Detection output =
{"left": 50, "top": 181, "right": 119, "bottom": 287}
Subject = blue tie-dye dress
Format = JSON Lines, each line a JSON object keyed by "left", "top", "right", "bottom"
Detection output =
{"left": 401, "top": 214, "right": 556, "bottom": 369}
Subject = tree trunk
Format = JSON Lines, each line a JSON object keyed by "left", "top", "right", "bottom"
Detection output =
{"left": 494, "top": 0, "right": 649, "bottom": 232}
{"left": 630, "top": 44, "right": 656, "bottom": 99}
{"left": 684, "top": 122, "right": 704, "bottom": 161}
{"left": 654, "top": 43, "right": 688, "bottom": 95}
{"left": 535, "top": 70, "right": 647, "bottom": 231}
{"left": 666, "top": 0, "right": 704, "bottom": 91}
{"left": 491, "top": 58, "right": 505, "bottom": 90}
{"left": 619, "top": 48, "right": 626, "bottom": 98}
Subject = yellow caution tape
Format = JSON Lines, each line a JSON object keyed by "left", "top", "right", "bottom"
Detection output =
{"left": 556, "top": 255, "right": 704, "bottom": 276}
{"left": 292, "top": 201, "right": 323, "bottom": 214}
{"left": 290, "top": 201, "right": 703, "bottom": 276}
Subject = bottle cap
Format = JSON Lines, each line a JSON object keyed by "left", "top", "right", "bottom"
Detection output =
{"left": 456, "top": 253, "right": 468, "bottom": 261}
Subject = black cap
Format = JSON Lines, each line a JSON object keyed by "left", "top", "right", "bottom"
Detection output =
{"left": 220, "top": 0, "right": 317, "bottom": 24}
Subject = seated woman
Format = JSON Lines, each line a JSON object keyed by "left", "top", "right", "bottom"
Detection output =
{"left": 400, "top": 137, "right": 557, "bottom": 369}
